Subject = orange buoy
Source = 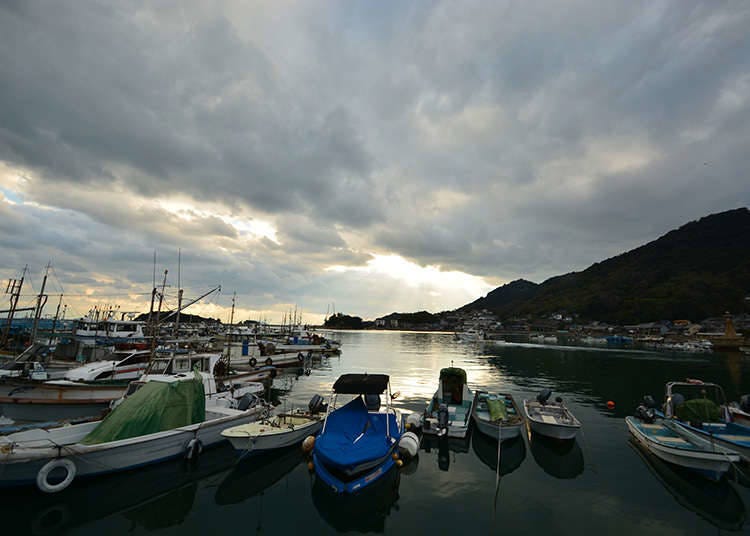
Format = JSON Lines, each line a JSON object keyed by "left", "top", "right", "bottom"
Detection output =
{"left": 607, "top": 400, "right": 615, "bottom": 410}
{"left": 396, "top": 459, "right": 404, "bottom": 468}
{"left": 307, "top": 461, "right": 314, "bottom": 471}
{"left": 392, "top": 452, "right": 399, "bottom": 460}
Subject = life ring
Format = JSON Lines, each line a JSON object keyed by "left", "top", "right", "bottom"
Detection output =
{"left": 185, "top": 438, "right": 203, "bottom": 460}
{"left": 264, "top": 357, "right": 273, "bottom": 366}
{"left": 36, "top": 458, "right": 77, "bottom": 493}
{"left": 297, "top": 352, "right": 304, "bottom": 362}
{"left": 249, "top": 357, "right": 257, "bottom": 367}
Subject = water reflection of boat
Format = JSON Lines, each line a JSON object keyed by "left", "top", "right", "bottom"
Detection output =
{"left": 421, "top": 432, "right": 471, "bottom": 471}
{"left": 471, "top": 432, "right": 526, "bottom": 476}
{"left": 214, "top": 445, "right": 304, "bottom": 505}
{"left": 528, "top": 431, "right": 584, "bottom": 479}
{"left": 312, "top": 464, "right": 400, "bottom": 533}
{"left": 0, "top": 443, "right": 238, "bottom": 535}
{"left": 629, "top": 439, "right": 746, "bottom": 531}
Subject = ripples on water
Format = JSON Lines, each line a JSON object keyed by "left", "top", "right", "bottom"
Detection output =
{"left": 3, "top": 330, "right": 750, "bottom": 534}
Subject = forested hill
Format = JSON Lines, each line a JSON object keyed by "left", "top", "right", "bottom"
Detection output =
{"left": 465, "top": 207, "right": 750, "bottom": 323}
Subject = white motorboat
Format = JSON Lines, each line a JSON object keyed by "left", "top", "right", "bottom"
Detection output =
{"left": 73, "top": 317, "right": 147, "bottom": 341}
{"left": 626, "top": 399, "right": 739, "bottom": 481}
{"left": 0, "top": 359, "right": 269, "bottom": 493}
{"left": 63, "top": 349, "right": 151, "bottom": 382}
{"left": 222, "top": 397, "right": 325, "bottom": 453}
{"left": 422, "top": 367, "right": 475, "bottom": 439}
{"left": 523, "top": 390, "right": 581, "bottom": 440}
{"left": 472, "top": 390, "right": 524, "bottom": 441}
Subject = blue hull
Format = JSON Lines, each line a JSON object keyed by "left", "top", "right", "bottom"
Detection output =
{"left": 313, "top": 451, "right": 396, "bottom": 494}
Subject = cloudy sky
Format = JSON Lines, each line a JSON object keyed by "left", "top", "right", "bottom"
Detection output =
{"left": 1, "top": 1, "right": 749, "bottom": 324}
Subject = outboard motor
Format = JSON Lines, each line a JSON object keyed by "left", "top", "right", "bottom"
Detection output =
{"left": 437, "top": 403, "right": 450, "bottom": 436}
{"left": 308, "top": 394, "right": 327, "bottom": 414}
{"left": 635, "top": 395, "right": 656, "bottom": 423}
{"left": 740, "top": 394, "right": 750, "bottom": 413}
{"left": 365, "top": 394, "right": 381, "bottom": 411}
{"left": 537, "top": 389, "right": 552, "bottom": 405}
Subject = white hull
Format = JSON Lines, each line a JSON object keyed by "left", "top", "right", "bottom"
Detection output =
{"left": 523, "top": 400, "right": 581, "bottom": 440}
{"left": 0, "top": 405, "right": 266, "bottom": 488}
{"left": 422, "top": 418, "right": 471, "bottom": 439}
{"left": 527, "top": 419, "right": 579, "bottom": 440}
{"left": 224, "top": 419, "right": 322, "bottom": 452}
{"left": 473, "top": 416, "right": 522, "bottom": 440}
{"left": 626, "top": 417, "right": 736, "bottom": 476}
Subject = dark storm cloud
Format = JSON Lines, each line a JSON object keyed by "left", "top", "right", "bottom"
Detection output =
{"left": 1, "top": 1, "right": 749, "bottom": 317}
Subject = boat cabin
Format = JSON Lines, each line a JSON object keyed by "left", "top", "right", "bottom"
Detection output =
{"left": 664, "top": 380, "right": 730, "bottom": 424}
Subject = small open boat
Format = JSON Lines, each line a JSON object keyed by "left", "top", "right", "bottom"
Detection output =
{"left": 313, "top": 373, "right": 402, "bottom": 494}
{"left": 472, "top": 391, "right": 524, "bottom": 441}
{"left": 523, "top": 390, "right": 581, "bottom": 440}
{"left": 222, "top": 396, "right": 325, "bottom": 453}
{"left": 422, "top": 367, "right": 475, "bottom": 438}
{"left": 626, "top": 400, "right": 739, "bottom": 481}
{"left": 662, "top": 380, "right": 750, "bottom": 462}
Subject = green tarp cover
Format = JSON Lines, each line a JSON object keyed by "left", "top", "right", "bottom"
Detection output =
{"left": 487, "top": 397, "right": 507, "bottom": 422}
{"left": 675, "top": 398, "right": 721, "bottom": 424}
{"left": 81, "top": 372, "right": 206, "bottom": 445}
{"left": 439, "top": 367, "right": 467, "bottom": 383}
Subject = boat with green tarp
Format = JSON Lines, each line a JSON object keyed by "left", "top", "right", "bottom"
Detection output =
{"left": 0, "top": 364, "right": 268, "bottom": 493}
{"left": 422, "top": 367, "right": 476, "bottom": 438}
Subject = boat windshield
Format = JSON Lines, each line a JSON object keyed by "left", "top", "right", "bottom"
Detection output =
{"left": 666, "top": 382, "right": 726, "bottom": 422}
{"left": 145, "top": 358, "right": 170, "bottom": 374}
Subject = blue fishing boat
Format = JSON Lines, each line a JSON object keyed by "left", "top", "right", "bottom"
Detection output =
{"left": 662, "top": 379, "right": 750, "bottom": 462}
{"left": 312, "top": 373, "right": 402, "bottom": 494}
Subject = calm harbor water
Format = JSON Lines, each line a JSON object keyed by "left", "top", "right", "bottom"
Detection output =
{"left": 4, "top": 330, "right": 750, "bottom": 534}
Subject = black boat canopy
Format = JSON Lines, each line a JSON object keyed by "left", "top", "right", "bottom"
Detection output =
{"left": 332, "top": 373, "right": 390, "bottom": 394}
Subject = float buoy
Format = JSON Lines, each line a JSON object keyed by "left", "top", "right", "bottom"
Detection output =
{"left": 185, "top": 438, "right": 203, "bottom": 460}
{"left": 36, "top": 458, "right": 77, "bottom": 493}
{"left": 398, "top": 431, "right": 420, "bottom": 459}
{"left": 607, "top": 400, "right": 615, "bottom": 410}
{"left": 301, "top": 435, "right": 316, "bottom": 453}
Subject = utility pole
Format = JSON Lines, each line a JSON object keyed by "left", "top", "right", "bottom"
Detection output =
{"left": 30, "top": 262, "right": 50, "bottom": 343}
{"left": 1, "top": 265, "right": 27, "bottom": 348}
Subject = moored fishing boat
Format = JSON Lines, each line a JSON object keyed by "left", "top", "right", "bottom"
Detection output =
{"left": 523, "top": 390, "right": 581, "bottom": 440}
{"left": 221, "top": 396, "right": 325, "bottom": 453}
{"left": 422, "top": 367, "right": 475, "bottom": 438}
{"left": 62, "top": 349, "right": 151, "bottom": 382}
{"left": 312, "top": 373, "right": 402, "bottom": 494}
{"left": 661, "top": 379, "right": 750, "bottom": 462}
{"left": 0, "top": 362, "right": 269, "bottom": 493}
{"left": 472, "top": 390, "right": 524, "bottom": 440}
{"left": 626, "top": 398, "right": 739, "bottom": 481}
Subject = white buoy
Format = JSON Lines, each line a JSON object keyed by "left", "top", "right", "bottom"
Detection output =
{"left": 398, "top": 431, "right": 420, "bottom": 459}
{"left": 405, "top": 413, "right": 422, "bottom": 430}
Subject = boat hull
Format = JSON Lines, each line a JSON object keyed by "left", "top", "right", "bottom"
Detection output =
{"left": 523, "top": 400, "right": 581, "bottom": 440}
{"left": 0, "top": 401, "right": 110, "bottom": 422}
{"left": 473, "top": 415, "right": 522, "bottom": 441}
{"left": 223, "top": 418, "right": 322, "bottom": 453}
{"left": 527, "top": 419, "right": 579, "bottom": 440}
{"left": 626, "top": 417, "right": 736, "bottom": 481}
{"left": 0, "top": 406, "right": 266, "bottom": 488}
{"left": 313, "top": 450, "right": 396, "bottom": 494}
